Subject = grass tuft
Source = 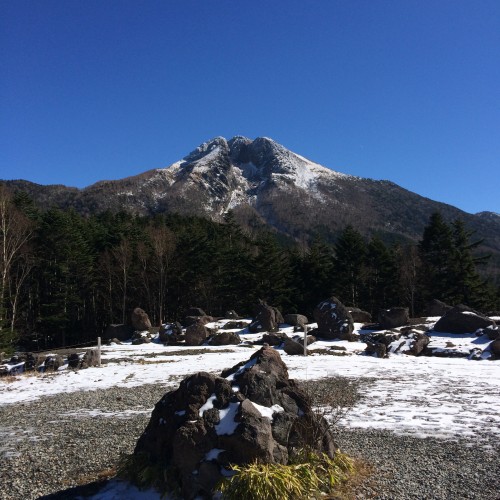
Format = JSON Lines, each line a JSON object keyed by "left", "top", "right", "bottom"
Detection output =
{"left": 218, "top": 450, "right": 356, "bottom": 500}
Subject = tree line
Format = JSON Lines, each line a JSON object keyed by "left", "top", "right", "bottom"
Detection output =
{"left": 1, "top": 186, "right": 498, "bottom": 352}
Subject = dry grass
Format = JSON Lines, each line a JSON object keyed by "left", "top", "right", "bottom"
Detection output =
{"left": 325, "top": 457, "right": 378, "bottom": 499}
{"left": 136, "top": 359, "right": 176, "bottom": 365}
{"left": 69, "top": 467, "right": 118, "bottom": 487}
{"left": 0, "top": 369, "right": 53, "bottom": 384}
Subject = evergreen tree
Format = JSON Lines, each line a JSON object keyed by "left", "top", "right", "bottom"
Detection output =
{"left": 299, "top": 239, "right": 335, "bottom": 313}
{"left": 252, "top": 232, "right": 294, "bottom": 311}
{"left": 333, "top": 226, "right": 367, "bottom": 306}
{"left": 418, "top": 212, "right": 455, "bottom": 303}
{"left": 364, "top": 236, "right": 397, "bottom": 314}
{"left": 448, "top": 219, "right": 490, "bottom": 308}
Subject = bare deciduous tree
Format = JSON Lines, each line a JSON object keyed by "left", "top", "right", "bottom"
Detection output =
{"left": 148, "top": 226, "right": 176, "bottom": 325}
{"left": 0, "top": 186, "right": 34, "bottom": 331}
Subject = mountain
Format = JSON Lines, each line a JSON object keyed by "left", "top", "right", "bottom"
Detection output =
{"left": 4, "top": 136, "right": 500, "bottom": 261}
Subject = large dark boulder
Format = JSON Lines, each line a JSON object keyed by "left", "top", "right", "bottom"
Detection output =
{"left": 133, "top": 346, "right": 337, "bottom": 499}
{"left": 207, "top": 331, "right": 241, "bottom": 346}
{"left": 348, "top": 308, "right": 372, "bottom": 323}
{"left": 424, "top": 299, "right": 452, "bottom": 317}
{"left": 283, "top": 338, "right": 306, "bottom": 356}
{"left": 378, "top": 307, "right": 409, "bottom": 329}
{"left": 433, "top": 305, "right": 496, "bottom": 334}
{"left": 131, "top": 307, "right": 152, "bottom": 331}
{"left": 183, "top": 315, "right": 213, "bottom": 327}
{"left": 185, "top": 323, "right": 209, "bottom": 346}
{"left": 159, "top": 322, "right": 183, "bottom": 343}
{"left": 313, "top": 297, "right": 355, "bottom": 340}
{"left": 283, "top": 314, "right": 308, "bottom": 328}
{"left": 103, "top": 324, "right": 134, "bottom": 342}
{"left": 184, "top": 307, "right": 206, "bottom": 318}
{"left": 249, "top": 301, "right": 284, "bottom": 333}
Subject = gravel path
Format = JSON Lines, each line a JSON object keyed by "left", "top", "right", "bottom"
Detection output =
{"left": 0, "top": 383, "right": 499, "bottom": 500}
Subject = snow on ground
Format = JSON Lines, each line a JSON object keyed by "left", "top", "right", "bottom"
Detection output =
{"left": 1, "top": 320, "right": 499, "bottom": 446}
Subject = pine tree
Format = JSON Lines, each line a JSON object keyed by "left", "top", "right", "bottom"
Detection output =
{"left": 252, "top": 232, "right": 294, "bottom": 311}
{"left": 299, "top": 239, "right": 335, "bottom": 312}
{"left": 418, "top": 212, "right": 455, "bottom": 303}
{"left": 448, "top": 219, "right": 490, "bottom": 308}
{"left": 364, "top": 236, "right": 397, "bottom": 313}
{"left": 333, "top": 226, "right": 367, "bottom": 306}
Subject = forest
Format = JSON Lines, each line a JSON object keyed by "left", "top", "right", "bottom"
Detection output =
{"left": 1, "top": 185, "right": 499, "bottom": 352}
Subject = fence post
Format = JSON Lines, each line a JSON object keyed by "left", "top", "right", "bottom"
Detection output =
{"left": 97, "top": 336, "right": 101, "bottom": 367}
{"left": 303, "top": 324, "right": 308, "bottom": 356}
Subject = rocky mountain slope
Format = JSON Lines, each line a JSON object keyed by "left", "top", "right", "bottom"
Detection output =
{"left": 4, "top": 136, "right": 500, "bottom": 257}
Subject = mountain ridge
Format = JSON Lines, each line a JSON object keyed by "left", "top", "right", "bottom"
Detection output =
{"left": 3, "top": 136, "right": 500, "bottom": 270}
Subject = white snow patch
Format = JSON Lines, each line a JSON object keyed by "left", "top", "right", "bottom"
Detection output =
{"left": 205, "top": 448, "right": 224, "bottom": 460}
{"left": 199, "top": 394, "right": 217, "bottom": 416}
{"left": 225, "top": 357, "right": 257, "bottom": 382}
{"left": 248, "top": 401, "right": 284, "bottom": 421}
{"left": 215, "top": 402, "right": 240, "bottom": 435}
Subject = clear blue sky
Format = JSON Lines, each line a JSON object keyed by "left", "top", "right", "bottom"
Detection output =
{"left": 1, "top": 0, "right": 499, "bottom": 214}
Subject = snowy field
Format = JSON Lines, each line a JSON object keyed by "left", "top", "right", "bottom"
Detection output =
{"left": 1, "top": 320, "right": 499, "bottom": 446}
{"left": 1, "top": 319, "right": 499, "bottom": 498}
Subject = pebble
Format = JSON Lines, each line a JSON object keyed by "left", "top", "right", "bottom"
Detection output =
{"left": 0, "top": 384, "right": 499, "bottom": 499}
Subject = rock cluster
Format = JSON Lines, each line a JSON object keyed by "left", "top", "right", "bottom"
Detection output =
{"left": 433, "top": 305, "right": 496, "bottom": 334}
{"left": 248, "top": 300, "right": 284, "bottom": 333}
{"left": 313, "top": 296, "right": 356, "bottom": 341}
{"left": 133, "top": 346, "right": 336, "bottom": 499}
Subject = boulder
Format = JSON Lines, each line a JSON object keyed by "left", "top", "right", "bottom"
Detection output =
{"left": 433, "top": 305, "right": 496, "bottom": 334}
{"left": 184, "top": 315, "right": 213, "bottom": 327}
{"left": 424, "top": 299, "right": 452, "bottom": 317}
{"left": 490, "top": 339, "right": 500, "bottom": 357}
{"left": 291, "top": 334, "right": 316, "bottom": 346}
{"left": 348, "top": 308, "right": 372, "bottom": 323}
{"left": 44, "top": 354, "right": 64, "bottom": 371}
{"left": 67, "top": 353, "right": 80, "bottom": 369}
{"left": 365, "top": 342, "right": 387, "bottom": 358}
{"left": 248, "top": 301, "right": 284, "bottom": 333}
{"left": 185, "top": 323, "right": 209, "bottom": 346}
{"left": 131, "top": 331, "right": 152, "bottom": 345}
{"left": 185, "top": 307, "right": 207, "bottom": 318}
{"left": 104, "top": 324, "right": 134, "bottom": 342}
{"left": 259, "top": 331, "right": 289, "bottom": 347}
{"left": 159, "top": 322, "right": 183, "bottom": 343}
{"left": 363, "top": 331, "right": 401, "bottom": 347}
{"left": 283, "top": 314, "right": 309, "bottom": 328}
{"left": 81, "top": 349, "right": 99, "bottom": 368}
{"left": 283, "top": 338, "right": 306, "bottom": 355}
{"left": 387, "top": 332, "right": 430, "bottom": 356}
{"left": 132, "top": 346, "right": 336, "bottom": 499}
{"left": 24, "top": 352, "right": 42, "bottom": 371}
{"left": 222, "top": 320, "right": 248, "bottom": 330}
{"left": 131, "top": 308, "right": 152, "bottom": 331}
{"left": 313, "top": 297, "right": 355, "bottom": 340}
{"left": 484, "top": 326, "right": 499, "bottom": 341}
{"left": 378, "top": 307, "right": 409, "bottom": 329}
{"left": 207, "top": 331, "right": 241, "bottom": 346}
